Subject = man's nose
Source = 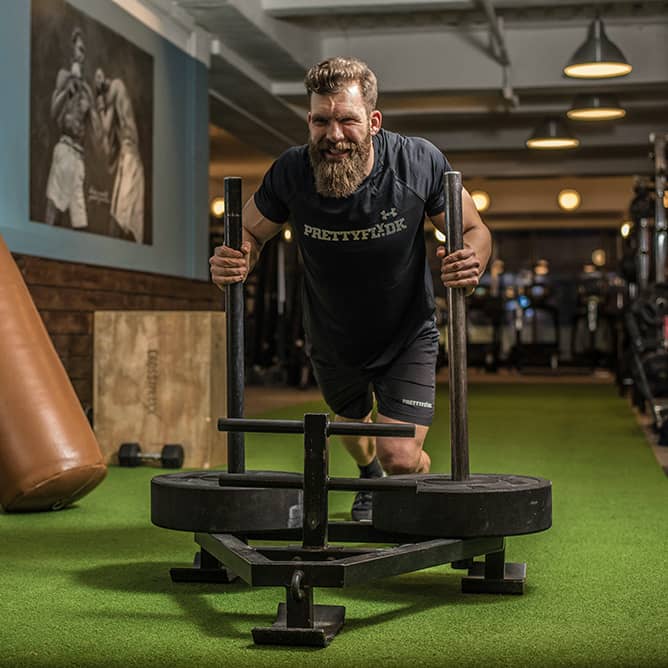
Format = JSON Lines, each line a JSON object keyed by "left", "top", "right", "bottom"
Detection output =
{"left": 326, "top": 121, "right": 344, "bottom": 143}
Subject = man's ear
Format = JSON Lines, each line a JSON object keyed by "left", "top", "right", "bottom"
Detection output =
{"left": 369, "top": 109, "right": 382, "bottom": 135}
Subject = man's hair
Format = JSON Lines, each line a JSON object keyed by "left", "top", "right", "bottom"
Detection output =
{"left": 304, "top": 57, "right": 378, "bottom": 113}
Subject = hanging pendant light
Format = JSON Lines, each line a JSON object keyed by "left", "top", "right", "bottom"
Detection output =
{"left": 526, "top": 117, "right": 580, "bottom": 150}
{"left": 567, "top": 93, "right": 626, "bottom": 120}
{"left": 563, "top": 16, "right": 632, "bottom": 79}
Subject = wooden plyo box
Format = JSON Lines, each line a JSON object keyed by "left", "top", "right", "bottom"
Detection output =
{"left": 93, "top": 311, "right": 227, "bottom": 468}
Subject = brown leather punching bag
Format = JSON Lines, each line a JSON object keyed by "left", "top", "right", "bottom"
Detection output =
{"left": 0, "top": 235, "right": 106, "bottom": 511}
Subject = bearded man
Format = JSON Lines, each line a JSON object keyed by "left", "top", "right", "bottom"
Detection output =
{"left": 209, "top": 57, "right": 491, "bottom": 521}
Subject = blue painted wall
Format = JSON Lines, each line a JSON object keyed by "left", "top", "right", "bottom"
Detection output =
{"left": 0, "top": 0, "right": 209, "bottom": 280}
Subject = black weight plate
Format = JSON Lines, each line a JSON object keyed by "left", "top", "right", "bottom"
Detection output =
{"left": 160, "top": 444, "right": 184, "bottom": 469}
{"left": 372, "top": 473, "right": 551, "bottom": 538}
{"left": 151, "top": 471, "right": 303, "bottom": 533}
{"left": 118, "top": 442, "right": 141, "bottom": 467}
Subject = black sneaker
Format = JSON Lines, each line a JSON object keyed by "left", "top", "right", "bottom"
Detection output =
{"left": 351, "top": 490, "right": 373, "bottom": 522}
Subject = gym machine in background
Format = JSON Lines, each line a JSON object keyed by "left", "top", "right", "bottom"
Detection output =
{"left": 509, "top": 281, "right": 561, "bottom": 372}
{"left": 570, "top": 268, "right": 618, "bottom": 371}
{"left": 619, "top": 133, "right": 668, "bottom": 443}
{"left": 243, "top": 218, "right": 313, "bottom": 389}
{"left": 466, "top": 283, "right": 504, "bottom": 373}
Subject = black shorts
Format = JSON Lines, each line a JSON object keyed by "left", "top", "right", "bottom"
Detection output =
{"left": 311, "top": 322, "right": 440, "bottom": 426}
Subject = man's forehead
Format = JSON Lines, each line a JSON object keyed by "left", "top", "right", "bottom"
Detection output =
{"left": 310, "top": 85, "right": 366, "bottom": 114}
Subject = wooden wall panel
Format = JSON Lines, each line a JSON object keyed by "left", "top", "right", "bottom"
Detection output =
{"left": 13, "top": 253, "right": 222, "bottom": 411}
{"left": 93, "top": 311, "right": 227, "bottom": 468}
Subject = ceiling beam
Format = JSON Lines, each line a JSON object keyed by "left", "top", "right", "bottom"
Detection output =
{"left": 448, "top": 151, "right": 653, "bottom": 178}
{"left": 264, "top": 0, "right": 473, "bottom": 16}
{"left": 264, "top": 0, "right": 649, "bottom": 17}
{"left": 319, "top": 22, "right": 667, "bottom": 93}
{"left": 409, "top": 119, "right": 660, "bottom": 152}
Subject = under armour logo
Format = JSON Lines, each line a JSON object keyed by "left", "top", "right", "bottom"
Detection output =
{"left": 380, "top": 208, "right": 397, "bottom": 221}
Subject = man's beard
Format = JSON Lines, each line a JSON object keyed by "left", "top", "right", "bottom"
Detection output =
{"left": 308, "top": 132, "right": 372, "bottom": 198}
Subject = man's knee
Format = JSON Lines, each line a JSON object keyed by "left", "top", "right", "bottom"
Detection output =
{"left": 377, "top": 439, "right": 429, "bottom": 475}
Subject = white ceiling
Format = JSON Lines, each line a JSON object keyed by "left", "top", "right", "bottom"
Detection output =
{"left": 164, "top": 0, "right": 668, "bottom": 227}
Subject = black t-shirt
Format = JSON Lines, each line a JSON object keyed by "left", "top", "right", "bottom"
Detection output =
{"left": 254, "top": 128, "right": 450, "bottom": 368}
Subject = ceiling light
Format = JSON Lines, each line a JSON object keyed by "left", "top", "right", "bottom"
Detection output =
{"left": 471, "top": 190, "right": 491, "bottom": 212}
{"left": 534, "top": 259, "right": 549, "bottom": 276}
{"left": 526, "top": 118, "right": 580, "bottom": 150}
{"left": 558, "top": 189, "right": 582, "bottom": 211}
{"left": 620, "top": 221, "right": 632, "bottom": 238}
{"left": 434, "top": 228, "right": 446, "bottom": 243}
{"left": 592, "top": 249, "right": 606, "bottom": 267}
{"left": 567, "top": 93, "right": 626, "bottom": 121}
{"left": 211, "top": 197, "right": 225, "bottom": 218}
{"left": 563, "top": 16, "right": 632, "bottom": 79}
{"left": 282, "top": 226, "right": 293, "bottom": 242}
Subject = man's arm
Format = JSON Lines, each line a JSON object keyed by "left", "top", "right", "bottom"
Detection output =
{"left": 95, "top": 96, "right": 113, "bottom": 157}
{"left": 430, "top": 187, "right": 492, "bottom": 289}
{"left": 97, "top": 82, "right": 119, "bottom": 137}
{"left": 50, "top": 69, "right": 73, "bottom": 120}
{"left": 209, "top": 195, "right": 283, "bottom": 287}
{"left": 81, "top": 81, "right": 103, "bottom": 145}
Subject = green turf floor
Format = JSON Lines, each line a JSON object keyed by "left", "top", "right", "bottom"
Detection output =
{"left": 2, "top": 383, "right": 667, "bottom": 667}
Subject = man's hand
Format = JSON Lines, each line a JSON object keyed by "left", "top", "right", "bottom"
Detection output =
{"left": 436, "top": 244, "right": 482, "bottom": 289}
{"left": 209, "top": 242, "right": 251, "bottom": 288}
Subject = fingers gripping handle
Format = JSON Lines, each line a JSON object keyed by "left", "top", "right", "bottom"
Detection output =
{"left": 224, "top": 176, "right": 245, "bottom": 473}
{"left": 444, "top": 171, "right": 470, "bottom": 481}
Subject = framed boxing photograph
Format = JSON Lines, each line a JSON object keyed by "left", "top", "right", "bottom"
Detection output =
{"left": 29, "top": 0, "right": 154, "bottom": 244}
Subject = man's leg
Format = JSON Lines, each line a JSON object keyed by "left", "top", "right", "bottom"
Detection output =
{"left": 335, "top": 411, "right": 375, "bottom": 465}
{"left": 375, "top": 413, "right": 431, "bottom": 474}
{"left": 333, "top": 412, "right": 385, "bottom": 521}
{"left": 68, "top": 156, "right": 88, "bottom": 230}
{"left": 45, "top": 199, "right": 60, "bottom": 226}
{"left": 45, "top": 141, "right": 74, "bottom": 228}
{"left": 310, "top": 362, "right": 384, "bottom": 521}
{"left": 372, "top": 321, "right": 440, "bottom": 475}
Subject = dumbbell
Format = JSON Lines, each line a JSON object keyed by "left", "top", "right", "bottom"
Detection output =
{"left": 117, "top": 442, "right": 184, "bottom": 469}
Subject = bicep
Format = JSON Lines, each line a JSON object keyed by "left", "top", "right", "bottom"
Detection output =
{"left": 462, "top": 188, "right": 485, "bottom": 233}
{"left": 427, "top": 189, "right": 485, "bottom": 233}
{"left": 243, "top": 196, "right": 283, "bottom": 246}
{"left": 54, "top": 70, "right": 68, "bottom": 92}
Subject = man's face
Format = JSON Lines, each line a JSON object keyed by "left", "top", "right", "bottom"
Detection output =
{"left": 307, "top": 84, "right": 381, "bottom": 198}
{"left": 94, "top": 68, "right": 106, "bottom": 95}
{"left": 73, "top": 35, "right": 85, "bottom": 64}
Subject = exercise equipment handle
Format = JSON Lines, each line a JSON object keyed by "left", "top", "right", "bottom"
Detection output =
{"left": 224, "top": 176, "right": 245, "bottom": 473}
{"left": 217, "top": 416, "right": 415, "bottom": 438}
{"left": 217, "top": 472, "right": 418, "bottom": 490}
{"left": 444, "top": 171, "right": 470, "bottom": 481}
{"left": 330, "top": 422, "right": 415, "bottom": 438}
